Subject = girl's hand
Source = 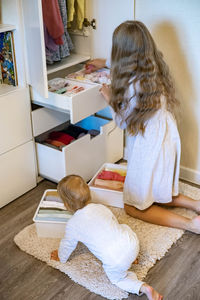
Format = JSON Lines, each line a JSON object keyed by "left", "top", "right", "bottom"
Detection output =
{"left": 100, "top": 84, "right": 111, "bottom": 104}
{"left": 85, "top": 58, "right": 106, "bottom": 74}
{"left": 50, "top": 249, "right": 60, "bottom": 261}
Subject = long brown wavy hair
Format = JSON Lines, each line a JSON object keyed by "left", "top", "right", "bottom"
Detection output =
{"left": 110, "top": 20, "right": 179, "bottom": 135}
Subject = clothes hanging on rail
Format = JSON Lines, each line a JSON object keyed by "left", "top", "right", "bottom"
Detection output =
{"left": 67, "top": 0, "right": 85, "bottom": 30}
{"left": 42, "top": 0, "right": 74, "bottom": 64}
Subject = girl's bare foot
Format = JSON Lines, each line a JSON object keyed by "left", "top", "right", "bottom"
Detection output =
{"left": 140, "top": 283, "right": 163, "bottom": 300}
{"left": 195, "top": 200, "right": 200, "bottom": 214}
{"left": 188, "top": 215, "right": 200, "bottom": 234}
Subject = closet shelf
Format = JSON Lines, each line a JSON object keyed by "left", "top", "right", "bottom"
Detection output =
{"left": 0, "top": 24, "right": 16, "bottom": 33}
{"left": 47, "top": 53, "right": 90, "bottom": 75}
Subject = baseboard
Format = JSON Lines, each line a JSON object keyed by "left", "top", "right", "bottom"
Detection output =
{"left": 124, "top": 146, "right": 200, "bottom": 186}
{"left": 180, "top": 166, "right": 200, "bottom": 185}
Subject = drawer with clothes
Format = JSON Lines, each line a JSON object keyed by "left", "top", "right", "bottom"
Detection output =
{"left": 88, "top": 163, "right": 127, "bottom": 208}
{"left": 31, "top": 65, "right": 109, "bottom": 124}
{"left": 34, "top": 115, "right": 123, "bottom": 183}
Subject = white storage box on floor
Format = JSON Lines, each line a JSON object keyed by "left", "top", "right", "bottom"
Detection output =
{"left": 33, "top": 189, "right": 70, "bottom": 238}
{"left": 88, "top": 163, "right": 127, "bottom": 208}
{"left": 33, "top": 163, "right": 127, "bottom": 238}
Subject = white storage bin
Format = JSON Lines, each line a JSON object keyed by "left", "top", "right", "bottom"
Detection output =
{"left": 35, "top": 115, "right": 123, "bottom": 183}
{"left": 89, "top": 163, "right": 127, "bottom": 208}
{"left": 33, "top": 189, "right": 69, "bottom": 238}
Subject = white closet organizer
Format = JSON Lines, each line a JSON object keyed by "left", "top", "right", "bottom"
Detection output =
{"left": 22, "top": 0, "right": 135, "bottom": 182}
{"left": 0, "top": 0, "right": 37, "bottom": 208}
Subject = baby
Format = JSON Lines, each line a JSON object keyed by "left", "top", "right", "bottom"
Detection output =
{"left": 51, "top": 175, "right": 163, "bottom": 300}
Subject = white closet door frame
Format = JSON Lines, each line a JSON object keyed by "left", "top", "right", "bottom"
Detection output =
{"left": 21, "top": 0, "right": 48, "bottom": 98}
{"left": 87, "top": 0, "right": 135, "bottom": 59}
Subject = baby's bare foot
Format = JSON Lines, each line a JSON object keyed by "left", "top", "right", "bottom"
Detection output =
{"left": 140, "top": 283, "right": 163, "bottom": 300}
{"left": 189, "top": 215, "right": 200, "bottom": 234}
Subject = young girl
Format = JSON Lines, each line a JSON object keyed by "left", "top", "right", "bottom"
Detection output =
{"left": 51, "top": 175, "right": 163, "bottom": 300}
{"left": 87, "top": 20, "right": 200, "bottom": 234}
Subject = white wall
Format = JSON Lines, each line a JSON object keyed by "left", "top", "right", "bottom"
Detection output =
{"left": 135, "top": 0, "right": 200, "bottom": 184}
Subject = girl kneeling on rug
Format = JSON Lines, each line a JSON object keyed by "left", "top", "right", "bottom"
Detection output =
{"left": 87, "top": 20, "right": 200, "bottom": 234}
{"left": 51, "top": 175, "right": 163, "bottom": 300}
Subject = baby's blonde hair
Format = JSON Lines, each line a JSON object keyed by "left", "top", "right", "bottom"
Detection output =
{"left": 57, "top": 175, "right": 91, "bottom": 213}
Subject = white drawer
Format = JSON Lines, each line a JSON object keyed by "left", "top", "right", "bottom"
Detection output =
{"left": 31, "top": 78, "right": 107, "bottom": 124}
{"left": 31, "top": 107, "right": 70, "bottom": 137}
{"left": 0, "top": 141, "right": 37, "bottom": 208}
{"left": 35, "top": 115, "right": 123, "bottom": 182}
{"left": 0, "top": 87, "right": 32, "bottom": 155}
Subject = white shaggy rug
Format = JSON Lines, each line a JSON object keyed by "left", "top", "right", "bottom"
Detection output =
{"left": 14, "top": 182, "right": 199, "bottom": 300}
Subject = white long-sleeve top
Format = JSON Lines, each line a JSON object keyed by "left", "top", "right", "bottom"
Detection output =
{"left": 58, "top": 203, "right": 143, "bottom": 295}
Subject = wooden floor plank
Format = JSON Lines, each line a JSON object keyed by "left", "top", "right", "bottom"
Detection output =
{"left": 0, "top": 180, "right": 200, "bottom": 300}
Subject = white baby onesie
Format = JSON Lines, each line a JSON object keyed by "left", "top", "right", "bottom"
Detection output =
{"left": 58, "top": 203, "right": 143, "bottom": 295}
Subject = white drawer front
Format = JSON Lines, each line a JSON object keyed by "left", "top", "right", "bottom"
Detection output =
{"left": 0, "top": 88, "right": 32, "bottom": 155}
{"left": 36, "top": 116, "right": 123, "bottom": 182}
{"left": 31, "top": 80, "right": 107, "bottom": 124}
{"left": 32, "top": 107, "right": 70, "bottom": 137}
{"left": 0, "top": 141, "right": 37, "bottom": 208}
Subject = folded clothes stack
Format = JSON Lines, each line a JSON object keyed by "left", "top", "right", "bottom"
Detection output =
{"left": 66, "top": 68, "right": 111, "bottom": 85}
{"left": 48, "top": 78, "right": 86, "bottom": 95}
{"left": 35, "top": 195, "right": 73, "bottom": 222}
{"left": 43, "top": 125, "right": 100, "bottom": 150}
{"left": 92, "top": 168, "right": 127, "bottom": 191}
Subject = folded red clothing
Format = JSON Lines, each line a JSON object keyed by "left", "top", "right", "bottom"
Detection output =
{"left": 97, "top": 170, "right": 126, "bottom": 182}
{"left": 49, "top": 131, "right": 75, "bottom": 145}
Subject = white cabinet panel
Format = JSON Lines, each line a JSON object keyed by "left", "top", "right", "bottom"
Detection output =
{"left": 0, "top": 141, "right": 37, "bottom": 208}
{"left": 32, "top": 107, "right": 70, "bottom": 137}
{"left": 22, "top": 0, "right": 48, "bottom": 98}
{"left": 0, "top": 87, "right": 32, "bottom": 155}
{"left": 88, "top": 0, "right": 134, "bottom": 58}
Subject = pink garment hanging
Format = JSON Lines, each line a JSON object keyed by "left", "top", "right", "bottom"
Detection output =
{"left": 42, "top": 0, "right": 64, "bottom": 45}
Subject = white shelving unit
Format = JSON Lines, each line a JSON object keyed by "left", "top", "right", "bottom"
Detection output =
{"left": 0, "top": 0, "right": 37, "bottom": 208}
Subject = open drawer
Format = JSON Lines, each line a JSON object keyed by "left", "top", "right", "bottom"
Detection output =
{"left": 35, "top": 115, "right": 123, "bottom": 182}
{"left": 31, "top": 75, "right": 107, "bottom": 124}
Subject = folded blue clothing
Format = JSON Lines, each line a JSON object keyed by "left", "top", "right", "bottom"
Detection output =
{"left": 37, "top": 213, "right": 72, "bottom": 219}
{"left": 38, "top": 208, "right": 73, "bottom": 215}
{"left": 35, "top": 216, "right": 69, "bottom": 222}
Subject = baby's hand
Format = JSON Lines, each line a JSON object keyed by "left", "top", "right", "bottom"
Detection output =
{"left": 50, "top": 249, "right": 60, "bottom": 261}
{"left": 100, "top": 84, "right": 111, "bottom": 104}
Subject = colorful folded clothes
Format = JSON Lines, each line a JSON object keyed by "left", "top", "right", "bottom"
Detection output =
{"left": 45, "top": 139, "right": 66, "bottom": 149}
{"left": 97, "top": 170, "right": 126, "bottom": 182}
{"left": 63, "top": 124, "right": 88, "bottom": 139}
{"left": 94, "top": 178, "right": 124, "bottom": 191}
{"left": 49, "top": 131, "right": 75, "bottom": 145}
{"left": 104, "top": 167, "right": 127, "bottom": 177}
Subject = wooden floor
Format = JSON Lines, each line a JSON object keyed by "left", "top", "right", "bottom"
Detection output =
{"left": 0, "top": 180, "right": 200, "bottom": 300}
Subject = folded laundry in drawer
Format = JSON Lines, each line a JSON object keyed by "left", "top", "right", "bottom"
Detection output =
{"left": 66, "top": 68, "right": 111, "bottom": 85}
{"left": 88, "top": 163, "right": 127, "bottom": 208}
{"left": 48, "top": 78, "right": 86, "bottom": 95}
{"left": 40, "top": 200, "right": 66, "bottom": 210}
